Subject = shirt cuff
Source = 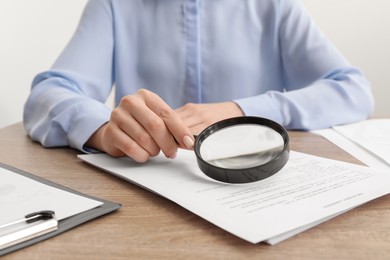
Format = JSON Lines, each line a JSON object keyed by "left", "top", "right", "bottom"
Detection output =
{"left": 234, "top": 94, "right": 283, "bottom": 126}
{"left": 68, "top": 101, "right": 112, "bottom": 153}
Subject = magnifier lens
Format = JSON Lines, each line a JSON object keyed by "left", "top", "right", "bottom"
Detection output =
{"left": 194, "top": 117, "right": 289, "bottom": 184}
{"left": 199, "top": 125, "right": 284, "bottom": 169}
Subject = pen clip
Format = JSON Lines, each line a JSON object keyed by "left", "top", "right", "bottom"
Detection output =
{"left": 25, "top": 211, "right": 55, "bottom": 223}
{"left": 0, "top": 210, "right": 56, "bottom": 230}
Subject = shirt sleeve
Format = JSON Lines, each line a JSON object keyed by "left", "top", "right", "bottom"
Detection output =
{"left": 23, "top": 0, "right": 114, "bottom": 151}
{"left": 234, "top": 0, "right": 374, "bottom": 130}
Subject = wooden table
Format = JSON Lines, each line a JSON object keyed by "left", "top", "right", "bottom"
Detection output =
{"left": 1, "top": 123, "right": 390, "bottom": 259}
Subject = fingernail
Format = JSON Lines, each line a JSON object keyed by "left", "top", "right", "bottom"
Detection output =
{"left": 183, "top": 135, "right": 194, "bottom": 149}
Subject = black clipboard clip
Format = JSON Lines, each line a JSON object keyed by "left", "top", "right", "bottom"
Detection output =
{"left": 0, "top": 211, "right": 58, "bottom": 251}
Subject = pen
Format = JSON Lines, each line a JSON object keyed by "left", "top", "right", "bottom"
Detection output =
{"left": 0, "top": 211, "right": 55, "bottom": 230}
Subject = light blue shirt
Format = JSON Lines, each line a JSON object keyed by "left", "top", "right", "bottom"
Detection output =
{"left": 24, "top": 0, "right": 374, "bottom": 152}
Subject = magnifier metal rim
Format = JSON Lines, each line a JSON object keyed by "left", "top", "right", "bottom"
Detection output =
{"left": 194, "top": 116, "right": 290, "bottom": 184}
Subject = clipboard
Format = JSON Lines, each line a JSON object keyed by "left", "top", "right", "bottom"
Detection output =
{"left": 0, "top": 162, "right": 121, "bottom": 256}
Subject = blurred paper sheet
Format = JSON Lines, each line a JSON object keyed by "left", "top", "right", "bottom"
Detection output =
{"left": 313, "top": 119, "right": 390, "bottom": 170}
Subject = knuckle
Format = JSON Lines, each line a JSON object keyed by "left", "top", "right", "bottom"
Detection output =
{"left": 121, "top": 142, "right": 149, "bottom": 163}
{"left": 184, "top": 103, "right": 196, "bottom": 110}
{"left": 136, "top": 88, "right": 150, "bottom": 99}
{"left": 137, "top": 133, "right": 160, "bottom": 157}
{"left": 110, "top": 108, "right": 121, "bottom": 121}
{"left": 110, "top": 109, "right": 127, "bottom": 130}
{"left": 137, "top": 132, "right": 153, "bottom": 146}
{"left": 146, "top": 119, "right": 165, "bottom": 132}
{"left": 158, "top": 107, "right": 174, "bottom": 119}
{"left": 119, "top": 95, "right": 138, "bottom": 109}
{"left": 120, "top": 142, "right": 137, "bottom": 157}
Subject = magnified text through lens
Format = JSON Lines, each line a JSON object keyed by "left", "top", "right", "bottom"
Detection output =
{"left": 199, "top": 124, "right": 284, "bottom": 169}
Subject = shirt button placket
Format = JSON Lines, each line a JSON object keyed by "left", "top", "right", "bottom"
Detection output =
{"left": 184, "top": 0, "right": 202, "bottom": 103}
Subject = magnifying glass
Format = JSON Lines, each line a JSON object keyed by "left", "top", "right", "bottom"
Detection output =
{"left": 194, "top": 116, "right": 289, "bottom": 184}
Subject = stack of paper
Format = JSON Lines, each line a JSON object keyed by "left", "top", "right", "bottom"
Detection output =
{"left": 79, "top": 149, "right": 390, "bottom": 244}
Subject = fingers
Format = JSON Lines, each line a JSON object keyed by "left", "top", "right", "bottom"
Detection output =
{"left": 109, "top": 89, "right": 194, "bottom": 162}
{"left": 86, "top": 122, "right": 153, "bottom": 163}
{"left": 103, "top": 121, "right": 152, "bottom": 163}
{"left": 111, "top": 107, "right": 160, "bottom": 157}
{"left": 124, "top": 98, "right": 178, "bottom": 158}
{"left": 95, "top": 98, "right": 246, "bottom": 163}
{"left": 135, "top": 89, "right": 195, "bottom": 150}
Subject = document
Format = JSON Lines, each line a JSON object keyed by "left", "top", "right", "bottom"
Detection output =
{"left": 78, "top": 150, "right": 390, "bottom": 244}
{"left": 0, "top": 166, "right": 103, "bottom": 251}
{"left": 0, "top": 163, "right": 121, "bottom": 256}
{"left": 0, "top": 167, "right": 103, "bottom": 226}
{"left": 313, "top": 119, "right": 390, "bottom": 170}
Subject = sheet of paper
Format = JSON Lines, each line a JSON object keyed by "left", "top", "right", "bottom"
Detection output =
{"left": 333, "top": 119, "right": 390, "bottom": 164}
{"left": 313, "top": 119, "right": 390, "bottom": 170}
{"left": 79, "top": 150, "right": 390, "bottom": 244}
{"left": 0, "top": 167, "right": 103, "bottom": 227}
{"left": 264, "top": 208, "right": 353, "bottom": 244}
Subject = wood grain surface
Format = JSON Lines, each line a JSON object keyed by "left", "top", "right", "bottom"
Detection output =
{"left": 1, "top": 123, "right": 389, "bottom": 260}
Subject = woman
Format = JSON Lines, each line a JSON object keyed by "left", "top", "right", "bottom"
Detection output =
{"left": 24, "top": 0, "right": 374, "bottom": 162}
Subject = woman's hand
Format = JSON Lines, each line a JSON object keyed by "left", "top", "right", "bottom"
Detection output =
{"left": 86, "top": 89, "right": 195, "bottom": 163}
{"left": 176, "top": 102, "right": 244, "bottom": 135}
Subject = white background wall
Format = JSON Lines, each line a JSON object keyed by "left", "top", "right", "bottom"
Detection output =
{"left": 0, "top": 0, "right": 87, "bottom": 128}
{"left": 301, "top": 0, "right": 390, "bottom": 119}
{"left": 0, "top": 0, "right": 389, "bottom": 129}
